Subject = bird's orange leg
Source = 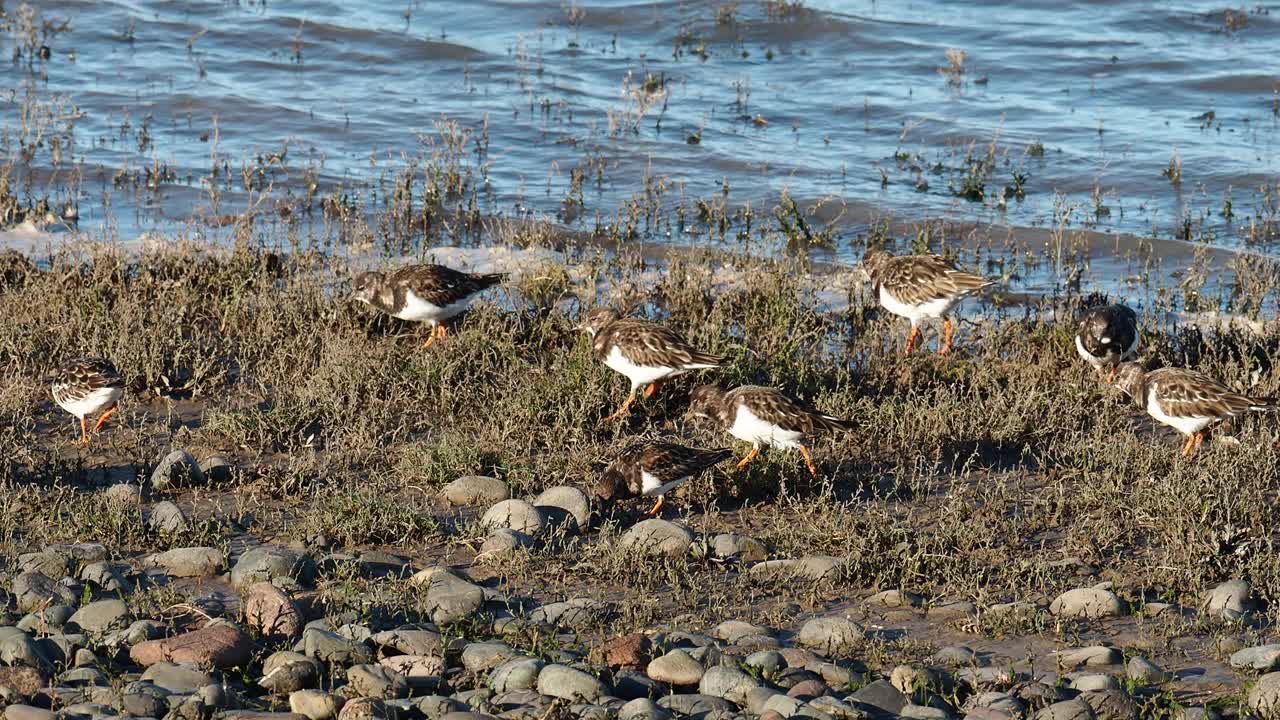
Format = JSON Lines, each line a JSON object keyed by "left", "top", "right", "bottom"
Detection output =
{"left": 799, "top": 445, "right": 818, "bottom": 479}
{"left": 91, "top": 405, "right": 118, "bottom": 435}
{"left": 642, "top": 379, "right": 666, "bottom": 399}
{"left": 733, "top": 446, "right": 760, "bottom": 471}
{"left": 904, "top": 326, "right": 920, "bottom": 356}
{"left": 939, "top": 318, "right": 954, "bottom": 355}
{"left": 78, "top": 417, "right": 89, "bottom": 445}
{"left": 1181, "top": 434, "right": 1197, "bottom": 458}
{"left": 1106, "top": 366, "right": 1119, "bottom": 384}
{"left": 604, "top": 392, "right": 637, "bottom": 422}
{"left": 421, "top": 324, "right": 448, "bottom": 349}
{"left": 644, "top": 496, "right": 666, "bottom": 517}
{"left": 1192, "top": 431, "right": 1205, "bottom": 453}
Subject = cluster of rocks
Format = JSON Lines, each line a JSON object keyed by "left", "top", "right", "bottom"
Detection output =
{"left": 1, "top": 475, "right": 1274, "bottom": 720}
{"left": 444, "top": 477, "right": 798, "bottom": 569}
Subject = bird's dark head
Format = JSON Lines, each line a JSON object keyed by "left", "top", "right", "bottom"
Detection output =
{"left": 1112, "top": 362, "right": 1147, "bottom": 402}
{"left": 577, "top": 307, "right": 620, "bottom": 337}
{"left": 350, "top": 271, "right": 385, "bottom": 305}
{"left": 857, "top": 248, "right": 892, "bottom": 282}
{"left": 684, "top": 384, "right": 726, "bottom": 425}
{"left": 592, "top": 468, "right": 622, "bottom": 504}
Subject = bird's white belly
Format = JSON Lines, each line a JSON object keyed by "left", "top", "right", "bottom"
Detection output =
{"left": 640, "top": 470, "right": 689, "bottom": 497}
{"left": 393, "top": 290, "right": 472, "bottom": 324}
{"left": 879, "top": 287, "right": 957, "bottom": 323}
{"left": 1075, "top": 335, "right": 1104, "bottom": 368}
{"left": 57, "top": 386, "right": 122, "bottom": 418}
{"left": 1147, "top": 391, "right": 1216, "bottom": 435}
{"left": 604, "top": 346, "right": 677, "bottom": 390}
{"left": 729, "top": 406, "right": 804, "bottom": 449}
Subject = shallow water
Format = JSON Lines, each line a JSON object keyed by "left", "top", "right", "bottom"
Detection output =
{"left": 2, "top": 0, "right": 1278, "bottom": 279}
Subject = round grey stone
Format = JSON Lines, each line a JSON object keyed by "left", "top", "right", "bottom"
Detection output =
{"left": 12, "top": 572, "right": 78, "bottom": 612}
{"left": 528, "top": 599, "right": 607, "bottom": 630}
{"left": 1201, "top": 579, "right": 1253, "bottom": 621}
{"left": 198, "top": 455, "right": 236, "bottom": 484}
{"left": 147, "top": 547, "right": 226, "bottom": 578}
{"left": 932, "top": 646, "right": 976, "bottom": 667}
{"left": 148, "top": 502, "right": 189, "bottom": 535}
{"left": 1231, "top": 644, "right": 1280, "bottom": 670}
{"left": 442, "top": 476, "right": 510, "bottom": 506}
{"left": 699, "top": 665, "right": 761, "bottom": 704}
{"left": 618, "top": 699, "right": 671, "bottom": 720}
{"left": 744, "top": 651, "right": 786, "bottom": 677}
{"left": 139, "top": 663, "right": 217, "bottom": 694}
{"left": 260, "top": 651, "right": 321, "bottom": 694}
{"left": 1033, "top": 699, "right": 1097, "bottom": 720}
{"left": 1250, "top": 674, "right": 1280, "bottom": 720}
{"left": 1057, "top": 646, "right": 1122, "bottom": 668}
{"left": 532, "top": 486, "right": 591, "bottom": 533}
{"left": 290, "top": 690, "right": 343, "bottom": 720}
{"left": 302, "top": 628, "right": 373, "bottom": 666}
{"left": 461, "top": 642, "right": 515, "bottom": 672}
{"left": 346, "top": 665, "right": 408, "bottom": 699}
{"left": 80, "top": 562, "right": 131, "bottom": 594}
{"left": 619, "top": 519, "right": 694, "bottom": 557}
{"left": 797, "top": 616, "right": 864, "bottom": 656}
{"left": 480, "top": 500, "right": 546, "bottom": 536}
{"left": 150, "top": 449, "right": 205, "bottom": 492}
{"left": 748, "top": 555, "right": 844, "bottom": 581}
{"left": 0, "top": 631, "right": 48, "bottom": 668}
{"left": 1070, "top": 674, "right": 1119, "bottom": 692}
{"left": 1049, "top": 586, "right": 1124, "bottom": 619}
{"left": 1125, "top": 656, "right": 1169, "bottom": 684}
{"left": 231, "top": 546, "right": 316, "bottom": 589}
{"left": 646, "top": 649, "right": 704, "bottom": 686}
{"left": 477, "top": 530, "right": 534, "bottom": 558}
{"left": 121, "top": 681, "right": 171, "bottom": 718}
{"left": 535, "top": 664, "right": 605, "bottom": 702}
{"left": 489, "top": 657, "right": 544, "bottom": 693}
{"left": 67, "top": 600, "right": 131, "bottom": 635}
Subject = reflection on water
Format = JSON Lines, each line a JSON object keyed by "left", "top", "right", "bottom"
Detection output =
{"left": 2, "top": 0, "right": 1278, "bottom": 268}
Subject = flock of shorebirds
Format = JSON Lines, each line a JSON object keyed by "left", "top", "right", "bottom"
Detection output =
{"left": 49, "top": 249, "right": 1274, "bottom": 516}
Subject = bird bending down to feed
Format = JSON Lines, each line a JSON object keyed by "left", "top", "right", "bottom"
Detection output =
{"left": 684, "top": 384, "right": 853, "bottom": 478}
{"left": 351, "top": 264, "right": 506, "bottom": 348}
{"left": 1075, "top": 303, "right": 1139, "bottom": 382}
{"left": 1113, "top": 362, "right": 1275, "bottom": 457}
{"left": 579, "top": 308, "right": 722, "bottom": 422}
{"left": 594, "top": 439, "right": 733, "bottom": 517}
{"left": 51, "top": 356, "right": 125, "bottom": 445}
{"left": 859, "top": 248, "right": 994, "bottom": 355}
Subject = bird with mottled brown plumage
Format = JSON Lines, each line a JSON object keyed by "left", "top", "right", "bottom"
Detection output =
{"left": 859, "top": 248, "right": 993, "bottom": 355}
{"left": 579, "top": 308, "right": 722, "bottom": 422}
{"left": 593, "top": 439, "right": 733, "bottom": 517}
{"left": 50, "top": 356, "right": 124, "bottom": 445}
{"left": 352, "top": 264, "right": 505, "bottom": 348}
{"left": 684, "top": 384, "right": 853, "bottom": 478}
{"left": 1114, "top": 362, "right": 1275, "bottom": 457}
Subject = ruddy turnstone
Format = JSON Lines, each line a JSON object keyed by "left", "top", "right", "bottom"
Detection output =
{"left": 1113, "top": 362, "right": 1275, "bottom": 457}
{"left": 684, "top": 384, "right": 853, "bottom": 478}
{"left": 859, "top": 248, "right": 994, "bottom": 355}
{"left": 1075, "top": 303, "right": 1139, "bottom": 382}
{"left": 579, "top": 308, "right": 723, "bottom": 422}
{"left": 50, "top": 356, "right": 124, "bottom": 445}
{"left": 595, "top": 439, "right": 733, "bottom": 516}
{"left": 352, "top": 264, "right": 505, "bottom": 348}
